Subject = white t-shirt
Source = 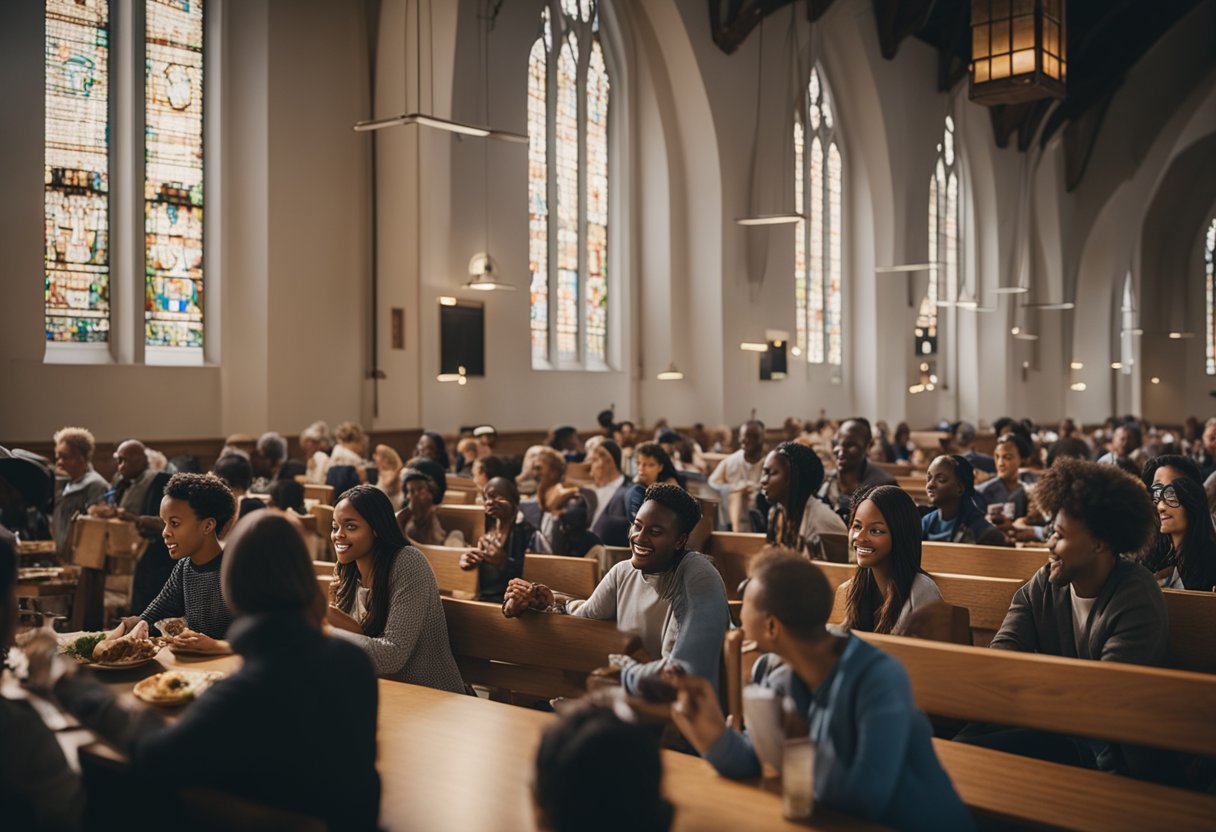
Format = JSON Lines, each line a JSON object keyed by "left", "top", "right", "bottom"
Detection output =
{"left": 1069, "top": 585, "right": 1098, "bottom": 653}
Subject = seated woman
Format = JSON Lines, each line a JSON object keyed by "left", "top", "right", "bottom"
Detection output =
{"left": 327, "top": 485, "right": 465, "bottom": 692}
{"left": 455, "top": 437, "right": 479, "bottom": 477}
{"left": 503, "top": 485, "right": 730, "bottom": 697}
{"left": 624, "top": 442, "right": 684, "bottom": 525}
{"left": 330, "top": 421, "right": 370, "bottom": 470}
{"left": 300, "top": 420, "right": 334, "bottom": 484}
{"left": 533, "top": 706, "right": 673, "bottom": 832}
{"left": 26, "top": 512, "right": 381, "bottom": 830}
{"left": 459, "top": 477, "right": 549, "bottom": 602}
{"left": 667, "top": 550, "right": 973, "bottom": 831}
{"left": 373, "top": 444, "right": 405, "bottom": 510}
{"left": 921, "top": 455, "right": 1008, "bottom": 546}
{"left": 976, "top": 434, "right": 1034, "bottom": 537}
{"left": 396, "top": 468, "right": 448, "bottom": 546}
{"left": 1143, "top": 473, "right": 1216, "bottom": 591}
{"left": 414, "top": 431, "right": 452, "bottom": 473}
{"left": 521, "top": 447, "right": 581, "bottom": 543}
{"left": 838, "top": 485, "right": 943, "bottom": 636}
{"left": 760, "top": 441, "right": 847, "bottom": 561}
{"left": 550, "top": 494, "right": 604, "bottom": 560}
{"left": 471, "top": 455, "right": 508, "bottom": 495}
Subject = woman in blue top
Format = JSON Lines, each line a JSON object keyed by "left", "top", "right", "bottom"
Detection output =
{"left": 668, "top": 550, "right": 973, "bottom": 831}
{"left": 921, "top": 454, "right": 1008, "bottom": 546}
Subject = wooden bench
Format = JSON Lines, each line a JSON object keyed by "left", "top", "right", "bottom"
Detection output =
{"left": 415, "top": 545, "right": 480, "bottom": 599}
{"left": 523, "top": 553, "right": 600, "bottom": 598}
{"left": 435, "top": 504, "right": 485, "bottom": 544}
{"left": 854, "top": 632, "right": 1216, "bottom": 830}
{"left": 303, "top": 483, "right": 334, "bottom": 505}
{"left": 441, "top": 597, "right": 634, "bottom": 699}
{"left": 309, "top": 504, "right": 334, "bottom": 561}
{"left": 445, "top": 473, "right": 479, "bottom": 491}
{"left": 921, "top": 540, "right": 1049, "bottom": 581}
{"left": 439, "top": 489, "right": 476, "bottom": 505}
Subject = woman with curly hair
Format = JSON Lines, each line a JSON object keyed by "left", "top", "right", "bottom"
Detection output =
{"left": 837, "top": 485, "right": 942, "bottom": 635}
{"left": 759, "top": 441, "right": 847, "bottom": 561}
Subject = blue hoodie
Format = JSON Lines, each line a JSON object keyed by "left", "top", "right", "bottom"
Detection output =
{"left": 703, "top": 634, "right": 974, "bottom": 831}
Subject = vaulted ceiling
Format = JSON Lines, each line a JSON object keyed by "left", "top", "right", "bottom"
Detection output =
{"left": 708, "top": 0, "right": 1205, "bottom": 189}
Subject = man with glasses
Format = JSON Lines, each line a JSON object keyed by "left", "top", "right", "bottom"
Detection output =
{"left": 957, "top": 459, "right": 1170, "bottom": 780}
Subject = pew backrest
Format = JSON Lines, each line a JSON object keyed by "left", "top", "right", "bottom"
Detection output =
{"left": 1163, "top": 588, "right": 1216, "bottom": 674}
{"left": 442, "top": 597, "right": 632, "bottom": 699}
{"left": 921, "top": 541, "right": 1049, "bottom": 581}
{"left": 859, "top": 631, "right": 1216, "bottom": 757}
{"left": 436, "top": 504, "right": 485, "bottom": 544}
{"left": 523, "top": 553, "right": 599, "bottom": 599}
{"left": 416, "top": 545, "right": 479, "bottom": 599}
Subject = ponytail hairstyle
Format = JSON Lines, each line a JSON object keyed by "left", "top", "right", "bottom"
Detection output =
{"left": 842, "top": 485, "right": 925, "bottom": 634}
{"left": 332, "top": 484, "right": 409, "bottom": 637}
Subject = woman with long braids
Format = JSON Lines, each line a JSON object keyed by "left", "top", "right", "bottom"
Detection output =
{"left": 839, "top": 485, "right": 942, "bottom": 634}
{"left": 921, "top": 454, "right": 1008, "bottom": 546}
{"left": 327, "top": 484, "right": 465, "bottom": 692}
{"left": 759, "top": 441, "right": 847, "bottom": 561}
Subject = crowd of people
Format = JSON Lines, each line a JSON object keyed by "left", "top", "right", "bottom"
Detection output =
{"left": 2, "top": 408, "right": 1215, "bottom": 827}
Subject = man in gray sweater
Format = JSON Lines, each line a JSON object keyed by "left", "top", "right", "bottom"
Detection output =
{"left": 959, "top": 458, "right": 1171, "bottom": 779}
{"left": 503, "top": 484, "right": 730, "bottom": 696}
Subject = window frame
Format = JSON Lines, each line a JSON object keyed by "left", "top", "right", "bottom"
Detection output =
{"left": 528, "top": 0, "right": 612, "bottom": 373}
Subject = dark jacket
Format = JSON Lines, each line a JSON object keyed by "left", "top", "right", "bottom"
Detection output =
{"left": 477, "top": 517, "right": 541, "bottom": 603}
{"left": 56, "top": 612, "right": 380, "bottom": 831}
{"left": 590, "top": 478, "right": 632, "bottom": 546}
{"left": 130, "top": 471, "right": 173, "bottom": 613}
{"left": 989, "top": 557, "right": 1170, "bottom": 777}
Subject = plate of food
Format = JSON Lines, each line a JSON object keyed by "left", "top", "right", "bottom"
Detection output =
{"left": 88, "top": 620, "right": 163, "bottom": 670}
{"left": 133, "top": 669, "right": 225, "bottom": 706}
{"left": 59, "top": 632, "right": 108, "bottom": 664}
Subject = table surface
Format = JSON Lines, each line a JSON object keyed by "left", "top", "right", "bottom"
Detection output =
{"left": 77, "top": 643, "right": 879, "bottom": 831}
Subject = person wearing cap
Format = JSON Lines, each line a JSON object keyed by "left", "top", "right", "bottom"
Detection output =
{"left": 396, "top": 467, "right": 448, "bottom": 546}
{"left": 473, "top": 425, "right": 497, "bottom": 458}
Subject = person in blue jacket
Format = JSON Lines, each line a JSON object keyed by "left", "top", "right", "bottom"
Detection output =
{"left": 668, "top": 549, "right": 974, "bottom": 832}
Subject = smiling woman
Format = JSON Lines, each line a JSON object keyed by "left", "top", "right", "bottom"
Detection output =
{"left": 327, "top": 485, "right": 465, "bottom": 693}
{"left": 838, "top": 484, "right": 941, "bottom": 635}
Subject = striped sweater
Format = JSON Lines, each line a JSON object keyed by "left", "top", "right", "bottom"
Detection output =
{"left": 140, "top": 555, "right": 234, "bottom": 639}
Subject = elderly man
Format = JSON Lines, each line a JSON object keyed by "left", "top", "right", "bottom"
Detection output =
{"left": 90, "top": 440, "right": 173, "bottom": 612}
{"left": 817, "top": 418, "right": 896, "bottom": 520}
{"left": 50, "top": 427, "right": 109, "bottom": 555}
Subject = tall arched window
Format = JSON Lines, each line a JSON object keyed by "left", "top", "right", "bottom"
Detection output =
{"left": 44, "top": 0, "right": 205, "bottom": 356}
{"left": 45, "top": 0, "right": 111, "bottom": 343}
{"left": 793, "top": 65, "right": 843, "bottom": 366}
{"left": 1205, "top": 217, "right": 1215, "bottom": 375}
{"left": 528, "top": 1, "right": 610, "bottom": 370}
{"left": 916, "top": 116, "right": 960, "bottom": 386}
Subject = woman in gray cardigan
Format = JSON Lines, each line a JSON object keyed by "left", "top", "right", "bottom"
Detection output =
{"left": 327, "top": 485, "right": 465, "bottom": 693}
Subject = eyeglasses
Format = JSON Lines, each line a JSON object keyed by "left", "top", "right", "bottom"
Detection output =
{"left": 1150, "top": 484, "right": 1180, "bottom": 508}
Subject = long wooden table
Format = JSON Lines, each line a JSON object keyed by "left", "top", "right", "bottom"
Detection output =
{"left": 80, "top": 646, "right": 879, "bottom": 831}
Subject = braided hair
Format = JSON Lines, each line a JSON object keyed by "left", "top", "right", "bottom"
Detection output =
{"left": 765, "top": 441, "right": 825, "bottom": 552}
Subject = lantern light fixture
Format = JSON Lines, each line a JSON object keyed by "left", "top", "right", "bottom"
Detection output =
{"left": 969, "top": 0, "right": 1066, "bottom": 105}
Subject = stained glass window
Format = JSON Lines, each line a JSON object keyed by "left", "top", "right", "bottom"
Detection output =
{"left": 45, "top": 0, "right": 111, "bottom": 344}
{"left": 145, "top": 0, "right": 204, "bottom": 350}
{"left": 917, "top": 116, "right": 960, "bottom": 386}
{"left": 1205, "top": 218, "right": 1215, "bottom": 375}
{"left": 527, "top": 1, "right": 610, "bottom": 369}
{"left": 794, "top": 66, "right": 842, "bottom": 366}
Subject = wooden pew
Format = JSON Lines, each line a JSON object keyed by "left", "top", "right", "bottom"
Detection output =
{"left": 435, "top": 504, "right": 485, "bottom": 544}
{"left": 523, "top": 553, "right": 599, "bottom": 599}
{"left": 445, "top": 473, "right": 478, "bottom": 492}
{"left": 687, "top": 497, "right": 719, "bottom": 554}
{"left": 564, "top": 461, "right": 593, "bottom": 484}
{"left": 1162, "top": 588, "right": 1216, "bottom": 674}
{"left": 303, "top": 483, "right": 334, "bottom": 506}
{"left": 921, "top": 540, "right": 1049, "bottom": 581}
{"left": 415, "top": 545, "right": 479, "bottom": 599}
{"left": 442, "top": 597, "right": 633, "bottom": 699}
{"left": 705, "top": 532, "right": 767, "bottom": 598}
{"left": 440, "top": 489, "right": 476, "bottom": 505}
{"left": 855, "top": 632, "right": 1216, "bottom": 830}
{"left": 309, "top": 504, "right": 334, "bottom": 561}
{"left": 312, "top": 560, "right": 335, "bottom": 578}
